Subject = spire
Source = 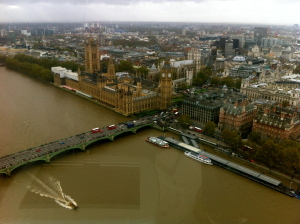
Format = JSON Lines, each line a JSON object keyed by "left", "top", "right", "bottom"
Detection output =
{"left": 162, "top": 55, "right": 172, "bottom": 71}
{"left": 150, "top": 63, "right": 158, "bottom": 72}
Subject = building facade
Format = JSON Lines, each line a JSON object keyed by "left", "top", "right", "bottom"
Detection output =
{"left": 253, "top": 106, "right": 300, "bottom": 140}
{"left": 240, "top": 69, "right": 300, "bottom": 107}
{"left": 218, "top": 100, "right": 257, "bottom": 138}
{"left": 181, "top": 88, "right": 246, "bottom": 124}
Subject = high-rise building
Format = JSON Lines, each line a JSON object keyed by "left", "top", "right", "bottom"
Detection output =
{"left": 231, "top": 35, "right": 245, "bottom": 48}
{"left": 261, "top": 38, "right": 278, "bottom": 48}
{"left": 225, "top": 39, "right": 234, "bottom": 57}
{"left": 254, "top": 27, "right": 268, "bottom": 46}
{"left": 98, "top": 34, "right": 106, "bottom": 46}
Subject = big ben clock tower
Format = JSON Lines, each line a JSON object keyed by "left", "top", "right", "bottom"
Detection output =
{"left": 160, "top": 57, "right": 173, "bottom": 110}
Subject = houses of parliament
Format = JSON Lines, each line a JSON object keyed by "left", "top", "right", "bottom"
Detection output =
{"left": 52, "top": 37, "right": 173, "bottom": 116}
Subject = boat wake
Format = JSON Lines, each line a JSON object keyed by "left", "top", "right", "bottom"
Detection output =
{"left": 27, "top": 174, "right": 78, "bottom": 209}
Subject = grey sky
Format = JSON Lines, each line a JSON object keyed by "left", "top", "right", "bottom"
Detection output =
{"left": 0, "top": 0, "right": 299, "bottom": 25}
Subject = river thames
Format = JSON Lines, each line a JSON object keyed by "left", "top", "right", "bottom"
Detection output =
{"left": 0, "top": 67, "right": 299, "bottom": 224}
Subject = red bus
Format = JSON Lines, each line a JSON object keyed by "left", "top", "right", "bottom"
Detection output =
{"left": 194, "top": 127, "right": 202, "bottom": 133}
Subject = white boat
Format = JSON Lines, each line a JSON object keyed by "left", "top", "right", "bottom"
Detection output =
{"left": 55, "top": 194, "right": 78, "bottom": 209}
{"left": 184, "top": 151, "right": 213, "bottom": 165}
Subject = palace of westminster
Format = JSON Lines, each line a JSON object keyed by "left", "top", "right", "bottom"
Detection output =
{"left": 52, "top": 37, "right": 201, "bottom": 116}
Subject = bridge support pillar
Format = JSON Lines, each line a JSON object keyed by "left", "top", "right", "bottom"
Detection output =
{"left": 45, "top": 154, "right": 51, "bottom": 163}
{"left": 81, "top": 143, "right": 86, "bottom": 151}
{"left": 5, "top": 168, "right": 11, "bottom": 177}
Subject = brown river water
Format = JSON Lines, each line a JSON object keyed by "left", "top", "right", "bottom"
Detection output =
{"left": 0, "top": 67, "right": 299, "bottom": 224}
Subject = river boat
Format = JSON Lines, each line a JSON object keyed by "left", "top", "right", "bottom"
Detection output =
{"left": 55, "top": 194, "right": 78, "bottom": 209}
{"left": 184, "top": 151, "right": 213, "bottom": 165}
{"left": 146, "top": 137, "right": 169, "bottom": 148}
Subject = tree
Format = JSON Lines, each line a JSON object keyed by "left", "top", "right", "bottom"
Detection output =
{"left": 177, "top": 114, "right": 192, "bottom": 129}
{"left": 255, "top": 140, "right": 280, "bottom": 169}
{"left": 193, "top": 66, "right": 212, "bottom": 87}
{"left": 221, "top": 129, "right": 232, "bottom": 142}
{"left": 281, "top": 139, "right": 300, "bottom": 149}
{"left": 193, "top": 76, "right": 205, "bottom": 86}
{"left": 117, "top": 60, "right": 133, "bottom": 73}
{"left": 211, "top": 76, "right": 221, "bottom": 86}
{"left": 235, "top": 78, "right": 242, "bottom": 89}
{"left": 221, "top": 77, "right": 235, "bottom": 88}
{"left": 203, "top": 121, "right": 216, "bottom": 137}
{"left": 137, "top": 66, "right": 149, "bottom": 77}
{"left": 248, "top": 131, "right": 263, "bottom": 145}
{"left": 0, "top": 55, "right": 6, "bottom": 63}
{"left": 281, "top": 147, "right": 300, "bottom": 176}
{"left": 221, "top": 129, "right": 242, "bottom": 151}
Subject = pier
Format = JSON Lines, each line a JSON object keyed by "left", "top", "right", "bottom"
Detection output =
{"left": 160, "top": 136, "right": 296, "bottom": 198}
{"left": 0, "top": 117, "right": 157, "bottom": 176}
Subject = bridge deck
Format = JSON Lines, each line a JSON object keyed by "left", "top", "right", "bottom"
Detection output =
{"left": 0, "top": 116, "right": 158, "bottom": 175}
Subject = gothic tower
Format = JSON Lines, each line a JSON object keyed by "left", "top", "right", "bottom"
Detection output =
{"left": 106, "top": 56, "right": 116, "bottom": 82}
{"left": 84, "top": 37, "right": 100, "bottom": 74}
{"left": 187, "top": 47, "right": 201, "bottom": 74}
{"left": 160, "top": 57, "right": 173, "bottom": 110}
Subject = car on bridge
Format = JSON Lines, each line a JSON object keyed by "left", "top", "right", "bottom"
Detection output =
{"left": 107, "top": 124, "right": 116, "bottom": 130}
{"left": 91, "top": 128, "right": 103, "bottom": 133}
{"left": 36, "top": 149, "right": 41, "bottom": 152}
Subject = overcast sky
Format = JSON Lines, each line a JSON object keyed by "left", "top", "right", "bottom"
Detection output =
{"left": 0, "top": 0, "right": 299, "bottom": 25}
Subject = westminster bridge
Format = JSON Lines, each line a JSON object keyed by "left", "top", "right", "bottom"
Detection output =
{"left": 0, "top": 115, "right": 169, "bottom": 176}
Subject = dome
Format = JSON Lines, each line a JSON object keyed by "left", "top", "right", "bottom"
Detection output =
{"left": 232, "top": 56, "right": 246, "bottom": 62}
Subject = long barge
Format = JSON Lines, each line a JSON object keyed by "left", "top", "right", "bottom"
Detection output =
{"left": 159, "top": 136, "right": 296, "bottom": 198}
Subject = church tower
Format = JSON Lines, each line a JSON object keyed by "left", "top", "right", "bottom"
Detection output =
{"left": 84, "top": 37, "right": 100, "bottom": 74}
{"left": 187, "top": 47, "right": 201, "bottom": 74}
{"left": 160, "top": 57, "right": 173, "bottom": 110}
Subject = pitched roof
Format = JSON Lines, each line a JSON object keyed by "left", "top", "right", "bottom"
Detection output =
{"left": 222, "top": 103, "right": 256, "bottom": 116}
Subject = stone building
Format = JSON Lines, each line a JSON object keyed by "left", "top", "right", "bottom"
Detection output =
{"left": 181, "top": 88, "right": 246, "bottom": 124}
{"left": 253, "top": 106, "right": 300, "bottom": 140}
{"left": 218, "top": 100, "right": 257, "bottom": 138}
{"left": 168, "top": 47, "right": 201, "bottom": 86}
{"left": 52, "top": 37, "right": 173, "bottom": 116}
{"left": 240, "top": 69, "right": 300, "bottom": 107}
{"left": 182, "top": 97, "right": 224, "bottom": 124}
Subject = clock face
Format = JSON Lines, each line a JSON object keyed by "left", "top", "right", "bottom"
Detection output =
{"left": 162, "top": 73, "right": 165, "bottom": 77}
{"left": 168, "top": 73, "right": 171, "bottom": 78}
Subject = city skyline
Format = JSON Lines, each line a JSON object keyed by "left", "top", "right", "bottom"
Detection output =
{"left": 0, "top": 0, "right": 300, "bottom": 25}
